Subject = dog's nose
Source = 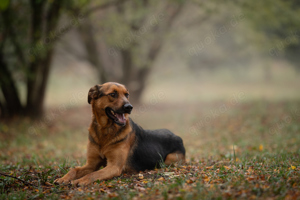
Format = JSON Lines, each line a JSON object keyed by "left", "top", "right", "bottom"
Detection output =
{"left": 123, "top": 103, "right": 133, "bottom": 114}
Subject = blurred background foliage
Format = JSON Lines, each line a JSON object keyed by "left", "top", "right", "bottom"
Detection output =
{"left": 0, "top": 0, "right": 300, "bottom": 119}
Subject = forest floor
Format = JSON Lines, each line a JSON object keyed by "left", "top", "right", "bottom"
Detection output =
{"left": 1, "top": 100, "right": 300, "bottom": 199}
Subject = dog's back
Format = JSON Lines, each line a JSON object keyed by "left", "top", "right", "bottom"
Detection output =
{"left": 128, "top": 119, "right": 185, "bottom": 171}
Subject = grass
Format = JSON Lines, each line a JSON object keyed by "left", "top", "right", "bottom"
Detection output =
{"left": 1, "top": 99, "right": 300, "bottom": 199}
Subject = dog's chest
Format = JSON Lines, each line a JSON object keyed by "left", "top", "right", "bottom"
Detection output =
{"left": 99, "top": 151, "right": 105, "bottom": 159}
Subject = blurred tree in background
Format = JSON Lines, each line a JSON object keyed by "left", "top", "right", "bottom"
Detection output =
{"left": 67, "top": 1, "right": 184, "bottom": 103}
{"left": 0, "top": 0, "right": 183, "bottom": 119}
{"left": 0, "top": 0, "right": 128, "bottom": 118}
{"left": 1, "top": 0, "right": 300, "bottom": 119}
{"left": 188, "top": 0, "right": 300, "bottom": 80}
{"left": 235, "top": 0, "right": 300, "bottom": 73}
{"left": 0, "top": 0, "right": 68, "bottom": 118}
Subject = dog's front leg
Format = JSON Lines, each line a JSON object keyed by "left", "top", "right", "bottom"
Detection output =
{"left": 71, "top": 165, "right": 122, "bottom": 186}
{"left": 71, "top": 147, "right": 128, "bottom": 186}
{"left": 54, "top": 143, "right": 104, "bottom": 184}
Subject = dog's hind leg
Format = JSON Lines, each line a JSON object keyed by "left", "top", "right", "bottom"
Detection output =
{"left": 164, "top": 152, "right": 185, "bottom": 166}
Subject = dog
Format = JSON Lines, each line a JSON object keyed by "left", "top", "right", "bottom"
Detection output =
{"left": 54, "top": 82, "right": 185, "bottom": 186}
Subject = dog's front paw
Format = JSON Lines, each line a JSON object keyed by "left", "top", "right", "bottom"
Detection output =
{"left": 71, "top": 177, "right": 93, "bottom": 187}
{"left": 54, "top": 177, "right": 71, "bottom": 185}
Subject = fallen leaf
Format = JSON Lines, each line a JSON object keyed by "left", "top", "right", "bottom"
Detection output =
{"left": 292, "top": 183, "right": 297, "bottom": 188}
{"left": 45, "top": 182, "right": 53, "bottom": 186}
{"left": 247, "top": 167, "right": 254, "bottom": 174}
{"left": 203, "top": 176, "right": 210, "bottom": 182}
{"left": 186, "top": 179, "right": 193, "bottom": 184}
{"left": 99, "top": 188, "right": 106, "bottom": 193}
{"left": 108, "top": 193, "right": 118, "bottom": 198}
{"left": 291, "top": 165, "right": 296, "bottom": 170}
{"left": 259, "top": 144, "right": 263, "bottom": 151}
{"left": 190, "top": 177, "right": 197, "bottom": 182}
{"left": 224, "top": 166, "right": 231, "bottom": 170}
{"left": 135, "top": 186, "right": 146, "bottom": 192}
{"left": 43, "top": 189, "right": 51, "bottom": 194}
{"left": 262, "top": 185, "right": 269, "bottom": 189}
{"left": 247, "top": 176, "right": 255, "bottom": 181}
{"left": 163, "top": 172, "right": 175, "bottom": 176}
{"left": 138, "top": 174, "right": 144, "bottom": 179}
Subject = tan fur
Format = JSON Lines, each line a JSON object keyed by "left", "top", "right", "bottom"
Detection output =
{"left": 164, "top": 152, "right": 186, "bottom": 166}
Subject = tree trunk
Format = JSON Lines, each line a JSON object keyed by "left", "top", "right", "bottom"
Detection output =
{"left": 0, "top": 3, "right": 25, "bottom": 118}
{"left": 25, "top": 0, "right": 45, "bottom": 117}
{"left": 129, "top": 67, "right": 151, "bottom": 104}
{"left": 34, "top": 0, "right": 62, "bottom": 117}
{"left": 79, "top": 20, "right": 108, "bottom": 83}
{"left": 0, "top": 53, "right": 23, "bottom": 117}
{"left": 121, "top": 49, "right": 133, "bottom": 86}
{"left": 34, "top": 55, "right": 52, "bottom": 117}
{"left": 25, "top": 0, "right": 63, "bottom": 118}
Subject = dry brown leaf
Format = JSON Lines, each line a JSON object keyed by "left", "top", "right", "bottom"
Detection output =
{"left": 138, "top": 174, "right": 144, "bottom": 179}
{"left": 164, "top": 172, "right": 175, "bottom": 176}
{"left": 186, "top": 179, "right": 193, "bottom": 184}
{"left": 224, "top": 166, "right": 231, "bottom": 170}
{"left": 259, "top": 144, "right": 264, "bottom": 151}
{"left": 247, "top": 176, "right": 255, "bottom": 181}
{"left": 108, "top": 193, "right": 118, "bottom": 198}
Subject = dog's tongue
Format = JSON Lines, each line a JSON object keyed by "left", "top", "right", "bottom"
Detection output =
{"left": 116, "top": 113, "right": 126, "bottom": 124}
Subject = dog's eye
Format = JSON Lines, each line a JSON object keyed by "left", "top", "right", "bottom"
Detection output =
{"left": 109, "top": 93, "right": 117, "bottom": 98}
{"left": 125, "top": 93, "right": 129, "bottom": 98}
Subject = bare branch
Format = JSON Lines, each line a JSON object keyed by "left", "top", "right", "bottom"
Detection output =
{"left": 1, "top": 8, "right": 26, "bottom": 65}
{"left": 0, "top": 172, "right": 37, "bottom": 187}
{"left": 147, "top": 3, "right": 185, "bottom": 61}
{"left": 58, "top": 39, "right": 87, "bottom": 61}
{"left": 83, "top": 0, "right": 130, "bottom": 16}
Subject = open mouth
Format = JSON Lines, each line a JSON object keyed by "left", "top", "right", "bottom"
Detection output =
{"left": 105, "top": 107, "right": 126, "bottom": 126}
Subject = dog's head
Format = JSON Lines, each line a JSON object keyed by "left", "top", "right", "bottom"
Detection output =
{"left": 88, "top": 82, "right": 133, "bottom": 127}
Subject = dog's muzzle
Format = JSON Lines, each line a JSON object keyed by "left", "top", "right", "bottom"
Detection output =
{"left": 105, "top": 104, "right": 133, "bottom": 126}
{"left": 123, "top": 103, "right": 133, "bottom": 114}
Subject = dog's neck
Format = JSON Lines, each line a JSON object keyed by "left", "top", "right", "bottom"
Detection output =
{"left": 89, "top": 111, "right": 129, "bottom": 146}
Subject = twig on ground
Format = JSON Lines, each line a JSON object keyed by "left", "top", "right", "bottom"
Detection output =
{"left": 0, "top": 172, "right": 37, "bottom": 187}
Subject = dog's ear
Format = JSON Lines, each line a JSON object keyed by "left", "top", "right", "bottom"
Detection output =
{"left": 88, "top": 85, "right": 103, "bottom": 104}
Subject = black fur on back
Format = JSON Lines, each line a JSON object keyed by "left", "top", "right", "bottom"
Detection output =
{"left": 128, "top": 118, "right": 185, "bottom": 172}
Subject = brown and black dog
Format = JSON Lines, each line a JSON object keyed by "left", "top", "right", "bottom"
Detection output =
{"left": 54, "top": 82, "right": 185, "bottom": 186}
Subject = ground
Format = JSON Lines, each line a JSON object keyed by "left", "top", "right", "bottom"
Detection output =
{"left": 1, "top": 100, "right": 300, "bottom": 199}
